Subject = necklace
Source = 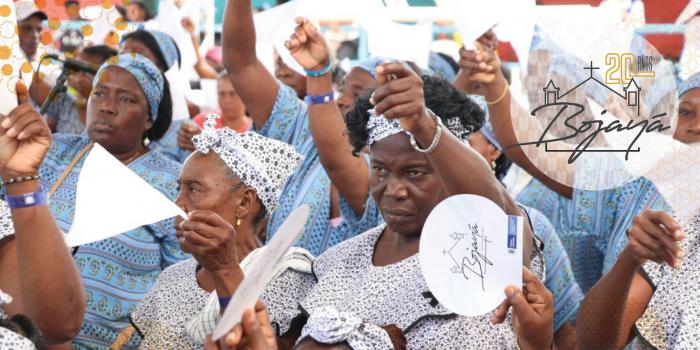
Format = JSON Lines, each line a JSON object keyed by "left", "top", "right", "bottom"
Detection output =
{"left": 123, "top": 145, "right": 146, "bottom": 165}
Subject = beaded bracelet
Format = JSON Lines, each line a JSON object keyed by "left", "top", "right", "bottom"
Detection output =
{"left": 1, "top": 174, "right": 40, "bottom": 186}
{"left": 305, "top": 57, "right": 334, "bottom": 77}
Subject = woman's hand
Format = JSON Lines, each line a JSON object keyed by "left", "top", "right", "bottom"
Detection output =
{"left": 204, "top": 301, "right": 278, "bottom": 350}
{"left": 458, "top": 30, "right": 500, "bottom": 84}
{"left": 177, "top": 210, "right": 242, "bottom": 273}
{"left": 625, "top": 210, "right": 685, "bottom": 268}
{"left": 284, "top": 17, "right": 331, "bottom": 72}
{"left": 177, "top": 121, "right": 201, "bottom": 152}
{"left": 370, "top": 62, "right": 432, "bottom": 136}
{"left": 493, "top": 267, "right": 554, "bottom": 350}
{"left": 0, "top": 81, "right": 51, "bottom": 180}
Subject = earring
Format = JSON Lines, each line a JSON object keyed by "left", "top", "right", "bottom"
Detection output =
{"left": 236, "top": 213, "right": 242, "bottom": 226}
{"left": 491, "top": 160, "right": 497, "bottom": 169}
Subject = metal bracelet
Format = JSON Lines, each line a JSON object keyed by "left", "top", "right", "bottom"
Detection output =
{"left": 409, "top": 109, "right": 444, "bottom": 154}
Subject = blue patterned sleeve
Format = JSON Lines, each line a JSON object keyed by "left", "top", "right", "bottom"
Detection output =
{"left": 150, "top": 120, "right": 193, "bottom": 164}
{"left": 156, "top": 217, "right": 190, "bottom": 268}
{"left": 256, "top": 83, "right": 310, "bottom": 150}
{"left": 338, "top": 194, "right": 383, "bottom": 235}
{"left": 525, "top": 207, "right": 584, "bottom": 330}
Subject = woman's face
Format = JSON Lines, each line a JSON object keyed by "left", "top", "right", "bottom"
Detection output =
{"left": 674, "top": 88, "right": 700, "bottom": 144}
{"left": 275, "top": 56, "right": 307, "bottom": 98}
{"left": 338, "top": 67, "right": 377, "bottom": 117}
{"left": 68, "top": 52, "right": 104, "bottom": 98}
{"left": 369, "top": 133, "right": 446, "bottom": 237}
{"left": 218, "top": 77, "right": 246, "bottom": 123}
{"left": 468, "top": 131, "right": 501, "bottom": 165}
{"left": 120, "top": 38, "right": 165, "bottom": 72}
{"left": 175, "top": 152, "right": 243, "bottom": 226}
{"left": 86, "top": 66, "right": 152, "bottom": 155}
{"left": 175, "top": 152, "right": 263, "bottom": 255}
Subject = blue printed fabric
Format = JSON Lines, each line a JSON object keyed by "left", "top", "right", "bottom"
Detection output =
{"left": 256, "top": 83, "right": 364, "bottom": 256}
{"left": 39, "top": 134, "right": 189, "bottom": 349}
{"left": 516, "top": 176, "right": 670, "bottom": 293}
{"left": 149, "top": 119, "right": 193, "bottom": 164}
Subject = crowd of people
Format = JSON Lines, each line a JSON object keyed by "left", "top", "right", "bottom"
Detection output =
{"left": 0, "top": 0, "right": 699, "bottom": 349}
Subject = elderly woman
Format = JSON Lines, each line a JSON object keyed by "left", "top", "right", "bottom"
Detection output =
{"left": 130, "top": 115, "right": 315, "bottom": 349}
{"left": 20, "top": 53, "right": 186, "bottom": 349}
{"left": 0, "top": 83, "right": 85, "bottom": 346}
{"left": 219, "top": 0, "right": 387, "bottom": 256}
{"left": 453, "top": 32, "right": 681, "bottom": 296}
{"left": 282, "top": 18, "right": 581, "bottom": 348}
{"left": 208, "top": 61, "right": 553, "bottom": 349}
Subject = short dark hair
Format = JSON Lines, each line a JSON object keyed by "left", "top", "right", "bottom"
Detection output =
{"left": 0, "top": 314, "right": 45, "bottom": 348}
{"left": 130, "top": 1, "right": 154, "bottom": 21}
{"left": 146, "top": 76, "right": 172, "bottom": 142}
{"left": 65, "top": 0, "right": 80, "bottom": 6}
{"left": 121, "top": 30, "right": 181, "bottom": 70}
{"left": 345, "top": 75, "right": 485, "bottom": 156}
{"left": 81, "top": 45, "right": 117, "bottom": 63}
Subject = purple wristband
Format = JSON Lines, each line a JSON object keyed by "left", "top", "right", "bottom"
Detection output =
{"left": 304, "top": 91, "right": 335, "bottom": 105}
{"left": 6, "top": 192, "right": 48, "bottom": 209}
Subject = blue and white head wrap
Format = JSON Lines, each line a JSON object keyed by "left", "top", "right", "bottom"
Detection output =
{"left": 94, "top": 53, "right": 164, "bottom": 122}
{"left": 192, "top": 115, "right": 302, "bottom": 212}
{"left": 679, "top": 72, "right": 700, "bottom": 98}
{"left": 355, "top": 57, "right": 385, "bottom": 79}
{"left": 148, "top": 30, "right": 180, "bottom": 70}
{"left": 428, "top": 52, "right": 458, "bottom": 82}
{"left": 297, "top": 307, "right": 394, "bottom": 350}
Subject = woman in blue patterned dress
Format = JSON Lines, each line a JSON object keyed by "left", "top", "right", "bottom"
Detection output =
{"left": 452, "top": 32, "right": 685, "bottom": 295}
{"left": 218, "top": 0, "right": 390, "bottom": 256}
{"left": 36, "top": 54, "right": 188, "bottom": 349}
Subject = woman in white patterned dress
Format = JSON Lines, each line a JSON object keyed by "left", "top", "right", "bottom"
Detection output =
{"left": 130, "top": 115, "right": 316, "bottom": 349}
{"left": 578, "top": 209, "right": 700, "bottom": 350}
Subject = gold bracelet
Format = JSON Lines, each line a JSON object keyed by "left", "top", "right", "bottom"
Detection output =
{"left": 486, "top": 81, "right": 510, "bottom": 105}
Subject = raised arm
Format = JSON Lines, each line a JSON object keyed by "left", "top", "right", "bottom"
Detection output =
{"left": 221, "top": 0, "right": 280, "bottom": 129}
{"left": 285, "top": 18, "right": 369, "bottom": 214}
{"left": 373, "top": 63, "right": 533, "bottom": 266}
{"left": 0, "top": 81, "right": 85, "bottom": 343}
{"left": 182, "top": 16, "right": 219, "bottom": 80}
{"left": 577, "top": 210, "right": 684, "bottom": 349}
{"left": 454, "top": 35, "right": 574, "bottom": 198}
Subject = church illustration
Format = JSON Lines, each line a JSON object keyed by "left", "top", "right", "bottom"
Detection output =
{"left": 542, "top": 61, "right": 641, "bottom": 116}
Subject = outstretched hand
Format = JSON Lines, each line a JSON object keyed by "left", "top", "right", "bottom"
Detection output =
{"left": 284, "top": 17, "right": 331, "bottom": 72}
{"left": 625, "top": 210, "right": 685, "bottom": 268}
{"left": 492, "top": 267, "right": 553, "bottom": 350}
{"left": 0, "top": 80, "right": 51, "bottom": 180}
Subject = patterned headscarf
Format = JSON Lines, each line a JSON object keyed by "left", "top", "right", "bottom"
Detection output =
{"left": 366, "top": 109, "right": 405, "bottom": 148}
{"left": 679, "top": 72, "right": 700, "bottom": 98}
{"left": 192, "top": 115, "right": 302, "bottom": 212}
{"left": 94, "top": 53, "right": 164, "bottom": 122}
{"left": 428, "top": 52, "right": 457, "bottom": 82}
{"left": 297, "top": 307, "right": 394, "bottom": 350}
{"left": 148, "top": 30, "right": 180, "bottom": 70}
{"left": 355, "top": 57, "right": 385, "bottom": 79}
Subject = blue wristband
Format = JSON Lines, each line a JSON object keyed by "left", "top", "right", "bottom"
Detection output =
{"left": 6, "top": 192, "right": 48, "bottom": 209}
{"left": 304, "top": 91, "right": 335, "bottom": 105}
{"left": 304, "top": 58, "right": 333, "bottom": 77}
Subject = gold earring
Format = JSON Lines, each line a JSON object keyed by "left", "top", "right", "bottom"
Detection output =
{"left": 236, "top": 213, "right": 242, "bottom": 226}
{"left": 491, "top": 160, "right": 497, "bottom": 169}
